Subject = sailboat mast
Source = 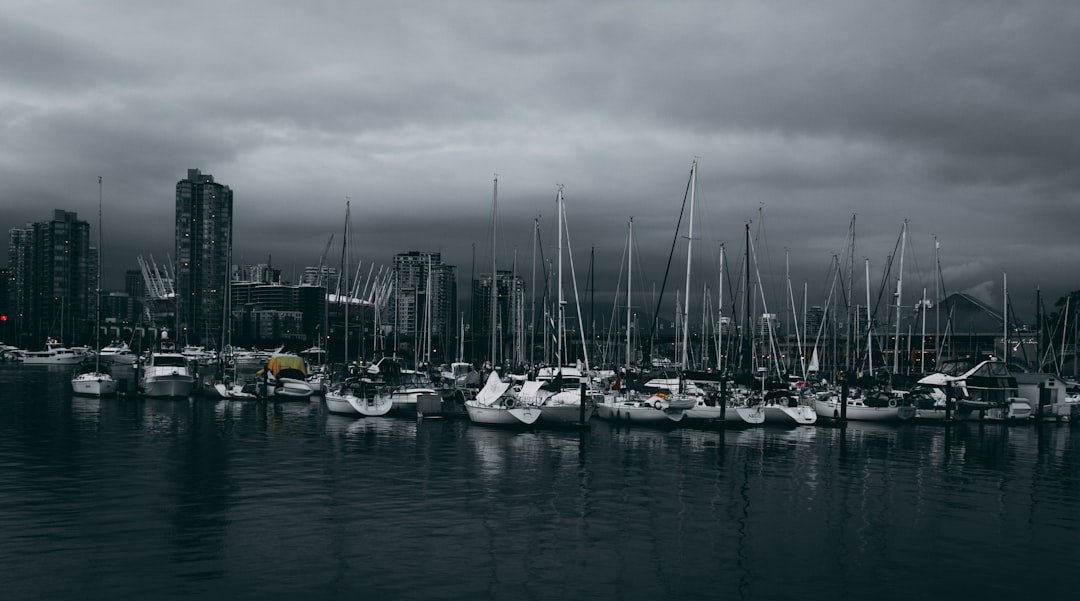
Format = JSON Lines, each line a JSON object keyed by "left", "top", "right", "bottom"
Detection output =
{"left": 681, "top": 160, "right": 696, "bottom": 370}
{"left": 557, "top": 186, "right": 564, "bottom": 367}
{"left": 892, "top": 221, "right": 907, "bottom": 375}
{"left": 744, "top": 223, "right": 751, "bottom": 375}
{"left": 716, "top": 244, "right": 724, "bottom": 372}
{"left": 95, "top": 176, "right": 102, "bottom": 371}
{"left": 530, "top": 217, "right": 538, "bottom": 368}
{"left": 626, "top": 217, "right": 633, "bottom": 371}
{"left": 344, "top": 199, "right": 350, "bottom": 365}
{"left": 1003, "top": 272, "right": 1008, "bottom": 366}
{"left": 490, "top": 176, "right": 498, "bottom": 366}
{"left": 866, "top": 258, "right": 873, "bottom": 373}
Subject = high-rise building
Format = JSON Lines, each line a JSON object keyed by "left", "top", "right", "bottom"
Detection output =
{"left": 175, "top": 168, "right": 232, "bottom": 347}
{"left": 392, "top": 251, "right": 457, "bottom": 364}
{"left": 6, "top": 210, "right": 92, "bottom": 349}
{"left": 471, "top": 270, "right": 524, "bottom": 366}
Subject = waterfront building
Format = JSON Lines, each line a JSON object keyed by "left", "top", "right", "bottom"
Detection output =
{"left": 392, "top": 251, "right": 457, "bottom": 365}
{"left": 6, "top": 210, "right": 93, "bottom": 349}
{"left": 229, "top": 280, "right": 326, "bottom": 350}
{"left": 471, "top": 270, "right": 524, "bottom": 365}
{"left": 175, "top": 168, "right": 233, "bottom": 348}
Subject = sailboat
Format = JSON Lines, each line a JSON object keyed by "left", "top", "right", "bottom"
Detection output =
{"left": 595, "top": 216, "right": 686, "bottom": 425}
{"left": 324, "top": 200, "right": 391, "bottom": 416}
{"left": 465, "top": 176, "right": 541, "bottom": 426}
{"left": 535, "top": 186, "right": 598, "bottom": 426}
{"left": 72, "top": 177, "right": 118, "bottom": 397}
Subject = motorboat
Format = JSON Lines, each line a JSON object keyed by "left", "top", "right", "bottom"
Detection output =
{"left": 139, "top": 351, "right": 195, "bottom": 398}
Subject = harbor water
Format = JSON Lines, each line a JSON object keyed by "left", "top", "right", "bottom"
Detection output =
{"left": 1, "top": 365, "right": 1077, "bottom": 600}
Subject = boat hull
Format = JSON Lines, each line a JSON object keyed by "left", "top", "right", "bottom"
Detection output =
{"left": 595, "top": 401, "right": 685, "bottom": 424}
{"left": 763, "top": 404, "right": 817, "bottom": 425}
{"left": 345, "top": 394, "right": 393, "bottom": 416}
{"left": 813, "top": 398, "right": 912, "bottom": 422}
{"left": 71, "top": 373, "right": 118, "bottom": 396}
{"left": 465, "top": 402, "right": 540, "bottom": 426}
{"left": 324, "top": 392, "right": 360, "bottom": 415}
{"left": 141, "top": 374, "right": 194, "bottom": 398}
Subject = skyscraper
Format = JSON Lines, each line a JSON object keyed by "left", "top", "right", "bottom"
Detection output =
{"left": 175, "top": 168, "right": 232, "bottom": 347}
{"left": 6, "top": 210, "right": 92, "bottom": 349}
{"left": 392, "top": 251, "right": 457, "bottom": 364}
{"left": 471, "top": 270, "right": 524, "bottom": 366}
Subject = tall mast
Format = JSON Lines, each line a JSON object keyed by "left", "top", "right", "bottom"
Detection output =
{"left": 892, "top": 220, "right": 907, "bottom": 375}
{"left": 490, "top": 175, "right": 498, "bottom": 366}
{"left": 344, "top": 198, "right": 350, "bottom": 364}
{"left": 744, "top": 223, "right": 751, "bottom": 375}
{"left": 626, "top": 217, "right": 633, "bottom": 371}
{"left": 920, "top": 287, "right": 928, "bottom": 373}
{"left": 1003, "top": 272, "right": 1008, "bottom": 366}
{"left": 530, "top": 217, "right": 538, "bottom": 368}
{"left": 716, "top": 244, "right": 724, "bottom": 372}
{"left": 556, "top": 185, "right": 565, "bottom": 367}
{"left": 866, "top": 258, "right": 872, "bottom": 373}
{"left": 95, "top": 176, "right": 103, "bottom": 371}
{"left": 681, "top": 160, "right": 697, "bottom": 370}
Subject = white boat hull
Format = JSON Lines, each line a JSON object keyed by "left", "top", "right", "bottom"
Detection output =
{"left": 763, "top": 404, "right": 817, "bottom": 425}
{"left": 595, "top": 401, "right": 685, "bottom": 424}
{"left": 71, "top": 373, "right": 118, "bottom": 396}
{"left": 214, "top": 383, "right": 257, "bottom": 400}
{"left": 813, "top": 398, "right": 911, "bottom": 422}
{"left": 324, "top": 392, "right": 360, "bottom": 415}
{"left": 265, "top": 377, "right": 313, "bottom": 398}
{"left": 344, "top": 394, "right": 393, "bottom": 416}
{"left": 685, "top": 401, "right": 766, "bottom": 425}
{"left": 141, "top": 374, "right": 194, "bottom": 398}
{"left": 466, "top": 402, "right": 541, "bottom": 426}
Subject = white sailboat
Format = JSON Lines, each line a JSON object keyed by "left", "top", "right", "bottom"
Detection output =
{"left": 536, "top": 186, "right": 596, "bottom": 426}
{"left": 465, "top": 370, "right": 541, "bottom": 426}
{"left": 595, "top": 216, "right": 685, "bottom": 425}
{"left": 465, "top": 176, "right": 541, "bottom": 427}
{"left": 72, "top": 177, "right": 118, "bottom": 397}
{"left": 325, "top": 200, "right": 393, "bottom": 416}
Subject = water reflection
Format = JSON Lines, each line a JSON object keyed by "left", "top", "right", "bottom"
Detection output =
{"left": 2, "top": 365, "right": 1079, "bottom": 600}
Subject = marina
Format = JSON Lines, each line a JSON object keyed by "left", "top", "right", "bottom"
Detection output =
{"left": 2, "top": 364, "right": 1078, "bottom": 600}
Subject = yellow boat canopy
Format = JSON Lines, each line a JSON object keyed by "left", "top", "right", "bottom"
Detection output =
{"left": 261, "top": 354, "right": 306, "bottom": 376}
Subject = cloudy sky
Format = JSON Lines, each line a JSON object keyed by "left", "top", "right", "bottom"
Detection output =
{"left": 3, "top": 0, "right": 1078, "bottom": 324}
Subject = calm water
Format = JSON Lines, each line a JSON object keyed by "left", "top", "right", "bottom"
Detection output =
{"left": 1, "top": 365, "right": 1077, "bottom": 600}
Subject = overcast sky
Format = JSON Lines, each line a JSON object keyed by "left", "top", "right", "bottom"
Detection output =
{"left": 3, "top": 0, "right": 1078, "bottom": 324}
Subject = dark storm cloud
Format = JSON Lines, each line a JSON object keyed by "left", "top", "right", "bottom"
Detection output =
{"left": 2, "top": 0, "right": 1078, "bottom": 318}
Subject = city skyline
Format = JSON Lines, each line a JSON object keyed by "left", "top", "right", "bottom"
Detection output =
{"left": 2, "top": 1, "right": 1078, "bottom": 322}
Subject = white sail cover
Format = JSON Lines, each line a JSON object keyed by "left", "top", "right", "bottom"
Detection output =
{"left": 475, "top": 371, "right": 511, "bottom": 407}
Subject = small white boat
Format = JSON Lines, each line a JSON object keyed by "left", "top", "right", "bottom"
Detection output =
{"left": 214, "top": 381, "right": 259, "bottom": 400}
{"left": 532, "top": 367, "right": 599, "bottom": 426}
{"left": 24, "top": 339, "right": 88, "bottom": 366}
{"left": 465, "top": 372, "right": 541, "bottom": 426}
{"left": 71, "top": 369, "right": 118, "bottom": 397}
{"left": 325, "top": 379, "right": 392, "bottom": 416}
{"left": 99, "top": 341, "right": 138, "bottom": 366}
{"left": 761, "top": 391, "right": 817, "bottom": 426}
{"left": 684, "top": 395, "right": 766, "bottom": 425}
{"left": 139, "top": 351, "right": 195, "bottom": 398}
{"left": 377, "top": 369, "right": 438, "bottom": 415}
{"left": 813, "top": 390, "right": 914, "bottom": 422}
{"left": 259, "top": 354, "right": 314, "bottom": 398}
{"left": 595, "top": 390, "right": 686, "bottom": 424}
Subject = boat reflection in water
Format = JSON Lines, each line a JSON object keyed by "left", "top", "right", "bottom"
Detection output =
{"left": 1, "top": 365, "right": 1077, "bottom": 601}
